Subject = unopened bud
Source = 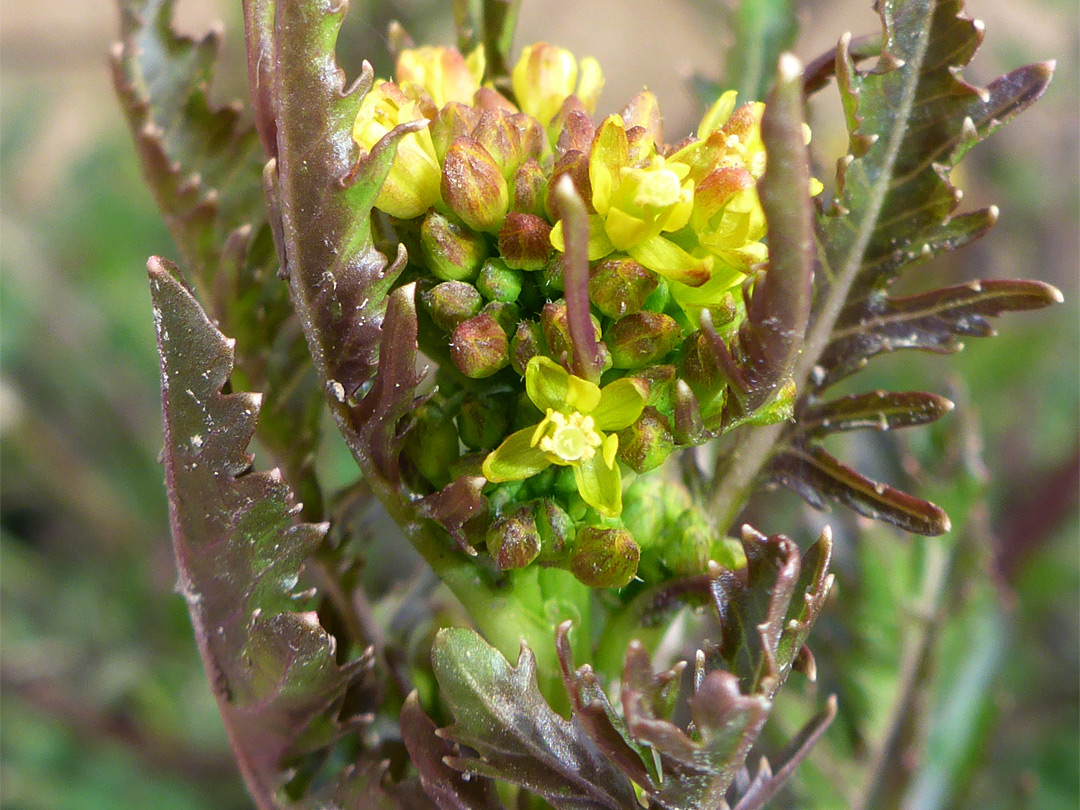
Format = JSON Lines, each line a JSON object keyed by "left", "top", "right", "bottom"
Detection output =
{"left": 511, "top": 113, "right": 546, "bottom": 163}
{"left": 421, "top": 280, "right": 483, "bottom": 331}
{"left": 542, "top": 300, "right": 602, "bottom": 368}
{"left": 498, "top": 212, "right": 553, "bottom": 272}
{"left": 534, "top": 499, "right": 574, "bottom": 564}
{"left": 620, "top": 90, "right": 663, "bottom": 147}
{"left": 482, "top": 300, "right": 520, "bottom": 337}
{"left": 442, "top": 136, "right": 510, "bottom": 232}
{"left": 679, "top": 330, "right": 728, "bottom": 405}
{"left": 555, "top": 109, "right": 596, "bottom": 156}
{"left": 486, "top": 504, "right": 540, "bottom": 570}
{"left": 589, "top": 257, "right": 658, "bottom": 318}
{"left": 662, "top": 509, "right": 711, "bottom": 575}
{"left": 403, "top": 403, "right": 459, "bottom": 488}
{"left": 606, "top": 312, "right": 681, "bottom": 369}
{"left": 477, "top": 258, "right": 524, "bottom": 302}
{"left": 544, "top": 151, "right": 591, "bottom": 222}
{"left": 458, "top": 393, "right": 510, "bottom": 450}
{"left": 429, "top": 102, "right": 481, "bottom": 163}
{"left": 617, "top": 406, "right": 676, "bottom": 473}
{"left": 421, "top": 210, "right": 488, "bottom": 282}
{"left": 510, "top": 320, "right": 544, "bottom": 375}
{"left": 570, "top": 526, "right": 640, "bottom": 588}
{"left": 450, "top": 312, "right": 510, "bottom": 378}
{"left": 472, "top": 110, "right": 523, "bottom": 178}
{"left": 511, "top": 159, "right": 549, "bottom": 218}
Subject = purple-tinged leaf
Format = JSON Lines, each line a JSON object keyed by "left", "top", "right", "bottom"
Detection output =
{"left": 401, "top": 692, "right": 505, "bottom": 810}
{"left": 432, "top": 628, "right": 639, "bottom": 810}
{"left": 815, "top": 279, "right": 1063, "bottom": 388}
{"left": 769, "top": 443, "right": 951, "bottom": 535}
{"left": 270, "top": 0, "right": 426, "bottom": 489}
{"left": 151, "top": 259, "right": 363, "bottom": 809}
{"left": 799, "top": 390, "right": 954, "bottom": 438}
{"left": 243, "top": 0, "right": 278, "bottom": 159}
{"left": 734, "top": 54, "right": 813, "bottom": 411}
{"left": 730, "top": 696, "right": 837, "bottom": 810}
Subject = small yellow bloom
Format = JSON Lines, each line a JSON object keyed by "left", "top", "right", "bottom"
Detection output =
{"left": 482, "top": 357, "right": 645, "bottom": 517}
{"left": 352, "top": 81, "right": 442, "bottom": 218}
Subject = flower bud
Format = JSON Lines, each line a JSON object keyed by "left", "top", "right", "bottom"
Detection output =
{"left": 541, "top": 300, "right": 603, "bottom": 368}
{"left": 661, "top": 509, "right": 711, "bottom": 575}
{"left": 555, "top": 110, "right": 596, "bottom": 157}
{"left": 352, "top": 81, "right": 442, "bottom": 219}
{"left": 510, "top": 158, "right": 549, "bottom": 218}
{"left": 534, "top": 499, "right": 574, "bottom": 565}
{"left": 421, "top": 280, "right": 483, "bottom": 332}
{"left": 498, "top": 212, "right": 553, "bottom": 272}
{"left": 483, "top": 300, "right": 520, "bottom": 337}
{"left": 620, "top": 90, "right": 663, "bottom": 147}
{"left": 429, "top": 102, "right": 481, "bottom": 163}
{"left": 395, "top": 46, "right": 482, "bottom": 109}
{"left": 679, "top": 330, "right": 728, "bottom": 405}
{"left": 510, "top": 320, "right": 544, "bottom": 375}
{"left": 450, "top": 312, "right": 510, "bottom": 378}
{"left": 621, "top": 476, "right": 670, "bottom": 549}
{"left": 486, "top": 504, "right": 541, "bottom": 570}
{"left": 544, "top": 150, "right": 591, "bottom": 221}
{"left": 477, "top": 258, "right": 524, "bottom": 302}
{"left": 617, "top": 406, "right": 676, "bottom": 473}
{"left": 420, "top": 210, "right": 489, "bottom": 281}
{"left": 442, "top": 136, "right": 510, "bottom": 232}
{"left": 511, "top": 113, "right": 546, "bottom": 163}
{"left": 588, "top": 257, "right": 658, "bottom": 318}
{"left": 458, "top": 393, "right": 510, "bottom": 450}
{"left": 511, "top": 43, "right": 581, "bottom": 127}
{"left": 672, "top": 379, "right": 706, "bottom": 444}
{"left": 472, "top": 110, "right": 524, "bottom": 178}
{"left": 570, "top": 526, "right": 640, "bottom": 588}
{"left": 403, "top": 403, "right": 460, "bottom": 488}
{"left": 606, "top": 312, "right": 681, "bottom": 369}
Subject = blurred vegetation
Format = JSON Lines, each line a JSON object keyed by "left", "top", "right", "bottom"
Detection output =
{"left": 1, "top": 1, "right": 1076, "bottom": 808}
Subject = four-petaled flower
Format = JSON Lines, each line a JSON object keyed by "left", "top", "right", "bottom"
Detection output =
{"left": 482, "top": 357, "right": 646, "bottom": 517}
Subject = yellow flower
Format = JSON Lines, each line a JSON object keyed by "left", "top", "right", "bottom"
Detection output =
{"left": 482, "top": 357, "right": 646, "bottom": 517}
{"left": 511, "top": 43, "right": 604, "bottom": 127}
{"left": 352, "top": 80, "right": 442, "bottom": 219}
{"left": 395, "top": 45, "right": 485, "bottom": 109}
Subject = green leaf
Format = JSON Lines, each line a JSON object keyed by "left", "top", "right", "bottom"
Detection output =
{"left": 432, "top": 628, "right": 639, "bottom": 810}
{"left": 150, "top": 260, "right": 362, "bottom": 808}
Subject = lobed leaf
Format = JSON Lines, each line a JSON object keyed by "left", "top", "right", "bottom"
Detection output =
{"left": 151, "top": 260, "right": 362, "bottom": 809}
{"left": 798, "top": 390, "right": 954, "bottom": 438}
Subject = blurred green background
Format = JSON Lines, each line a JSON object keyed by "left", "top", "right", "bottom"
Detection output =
{"left": 1, "top": 1, "right": 1076, "bottom": 808}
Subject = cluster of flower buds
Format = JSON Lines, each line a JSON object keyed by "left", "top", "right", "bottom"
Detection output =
{"left": 357, "top": 42, "right": 816, "bottom": 588}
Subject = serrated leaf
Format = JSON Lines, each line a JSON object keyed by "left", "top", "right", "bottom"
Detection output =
{"left": 432, "top": 628, "right": 639, "bottom": 810}
{"left": 401, "top": 692, "right": 505, "bottom": 810}
{"left": 799, "top": 390, "right": 954, "bottom": 438}
{"left": 151, "top": 259, "right": 361, "bottom": 808}
{"left": 769, "top": 443, "right": 951, "bottom": 535}
{"left": 815, "top": 278, "right": 1063, "bottom": 387}
{"left": 269, "top": 0, "right": 425, "bottom": 488}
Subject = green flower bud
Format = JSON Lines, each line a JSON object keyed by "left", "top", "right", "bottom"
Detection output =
{"left": 420, "top": 210, "right": 489, "bottom": 282}
{"left": 472, "top": 109, "right": 524, "bottom": 178}
{"left": 421, "top": 280, "right": 483, "bottom": 331}
{"left": 662, "top": 509, "right": 711, "bottom": 575}
{"left": 634, "top": 364, "right": 677, "bottom": 410}
{"left": 511, "top": 113, "right": 546, "bottom": 163}
{"left": 450, "top": 312, "right": 510, "bottom": 378}
{"left": 641, "top": 275, "right": 670, "bottom": 313}
{"left": 534, "top": 499, "right": 574, "bottom": 565}
{"left": 458, "top": 393, "right": 510, "bottom": 450}
{"left": 679, "top": 330, "right": 728, "bottom": 406}
{"left": 589, "top": 257, "right": 658, "bottom": 318}
{"left": 621, "top": 476, "right": 668, "bottom": 549}
{"left": 570, "top": 526, "right": 640, "bottom": 588}
{"left": 617, "top": 406, "right": 676, "bottom": 473}
{"left": 510, "top": 320, "right": 544, "bottom": 375}
{"left": 498, "top": 212, "right": 553, "bottom": 272}
{"left": 487, "top": 478, "right": 526, "bottom": 515}
{"left": 510, "top": 158, "right": 549, "bottom": 218}
{"left": 442, "top": 136, "right": 510, "bottom": 232}
{"left": 482, "top": 300, "right": 520, "bottom": 337}
{"left": 541, "top": 254, "right": 565, "bottom": 294}
{"left": 672, "top": 379, "right": 706, "bottom": 444}
{"left": 477, "top": 258, "right": 524, "bottom": 302}
{"left": 403, "top": 404, "right": 459, "bottom": 488}
{"left": 486, "top": 504, "right": 540, "bottom": 570}
{"left": 541, "top": 300, "right": 602, "bottom": 369}
{"left": 606, "top": 312, "right": 681, "bottom": 369}
{"left": 429, "top": 101, "right": 481, "bottom": 163}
